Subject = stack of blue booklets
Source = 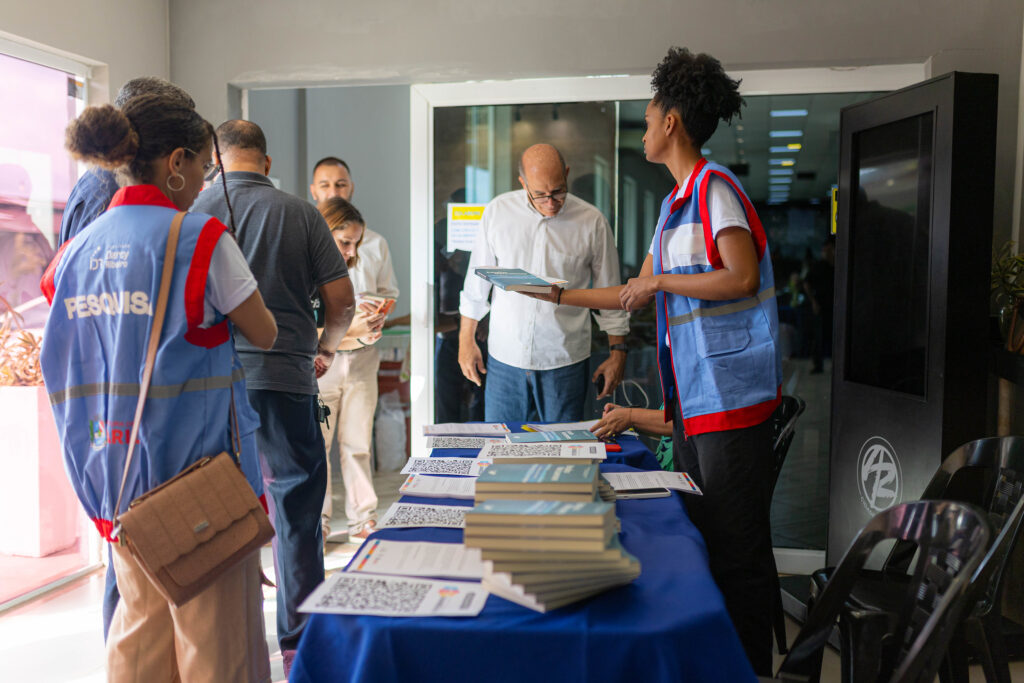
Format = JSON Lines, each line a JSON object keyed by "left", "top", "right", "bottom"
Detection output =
{"left": 464, "top": 466, "right": 641, "bottom": 612}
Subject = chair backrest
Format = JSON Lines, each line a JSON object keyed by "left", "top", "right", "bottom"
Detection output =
{"left": 768, "top": 395, "right": 806, "bottom": 495}
{"left": 883, "top": 436, "right": 1024, "bottom": 609}
{"left": 779, "top": 500, "right": 991, "bottom": 683}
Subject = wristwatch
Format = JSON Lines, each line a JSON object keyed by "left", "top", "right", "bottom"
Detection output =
{"left": 609, "top": 343, "right": 628, "bottom": 353}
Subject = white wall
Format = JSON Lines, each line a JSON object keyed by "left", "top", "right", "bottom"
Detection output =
{"left": 1, "top": 0, "right": 169, "bottom": 104}
{"left": 170, "top": 0, "right": 1023, "bottom": 239}
{"left": 248, "top": 85, "right": 412, "bottom": 316}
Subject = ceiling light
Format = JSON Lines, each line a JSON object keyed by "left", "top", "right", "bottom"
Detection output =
{"left": 701, "top": 148, "right": 711, "bottom": 155}
{"left": 770, "top": 109, "right": 808, "bottom": 117}
{"left": 769, "top": 177, "right": 792, "bottom": 184}
{"left": 770, "top": 169, "right": 795, "bottom": 176}
{"left": 769, "top": 159, "right": 796, "bottom": 166}
{"left": 737, "top": 138, "right": 744, "bottom": 144}
{"left": 781, "top": 160, "right": 795, "bottom": 167}
{"left": 736, "top": 125, "right": 744, "bottom": 131}
{"left": 770, "top": 146, "right": 793, "bottom": 153}
{"left": 769, "top": 130, "right": 803, "bottom": 138}
{"left": 787, "top": 143, "right": 802, "bottom": 150}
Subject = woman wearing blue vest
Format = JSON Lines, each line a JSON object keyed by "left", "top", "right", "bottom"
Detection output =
{"left": 40, "top": 94, "right": 277, "bottom": 681}
{"left": 528, "top": 48, "right": 781, "bottom": 675}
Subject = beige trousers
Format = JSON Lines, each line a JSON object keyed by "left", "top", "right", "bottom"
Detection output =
{"left": 317, "top": 346, "right": 380, "bottom": 532}
{"left": 106, "top": 545, "right": 270, "bottom": 683}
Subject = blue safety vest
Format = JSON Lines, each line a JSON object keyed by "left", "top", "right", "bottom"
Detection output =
{"left": 653, "top": 159, "right": 781, "bottom": 436}
{"left": 40, "top": 185, "right": 262, "bottom": 541}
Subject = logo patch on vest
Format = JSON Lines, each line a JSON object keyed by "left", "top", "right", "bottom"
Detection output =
{"left": 89, "top": 244, "right": 131, "bottom": 271}
{"left": 63, "top": 291, "right": 153, "bottom": 319}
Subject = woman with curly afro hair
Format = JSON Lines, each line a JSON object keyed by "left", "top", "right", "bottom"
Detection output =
{"left": 526, "top": 47, "right": 781, "bottom": 675}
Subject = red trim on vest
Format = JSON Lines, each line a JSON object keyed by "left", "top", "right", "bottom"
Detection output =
{"left": 697, "top": 172, "right": 721, "bottom": 269}
{"left": 712, "top": 171, "right": 768, "bottom": 262}
{"left": 259, "top": 494, "right": 268, "bottom": 515}
{"left": 107, "top": 184, "right": 178, "bottom": 210}
{"left": 184, "top": 217, "right": 231, "bottom": 348}
{"left": 669, "top": 158, "right": 708, "bottom": 214}
{"left": 93, "top": 517, "right": 116, "bottom": 543}
{"left": 40, "top": 239, "right": 73, "bottom": 304}
{"left": 682, "top": 386, "right": 781, "bottom": 436}
{"left": 697, "top": 169, "right": 769, "bottom": 270}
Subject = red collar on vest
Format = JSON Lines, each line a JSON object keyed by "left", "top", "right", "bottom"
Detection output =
{"left": 108, "top": 185, "right": 178, "bottom": 210}
{"left": 669, "top": 158, "right": 708, "bottom": 213}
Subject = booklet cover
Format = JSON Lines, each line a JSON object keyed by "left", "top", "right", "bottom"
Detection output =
{"left": 507, "top": 430, "right": 600, "bottom": 444}
{"left": 475, "top": 463, "right": 598, "bottom": 490}
{"left": 465, "top": 499, "right": 614, "bottom": 526}
{"left": 474, "top": 267, "right": 567, "bottom": 293}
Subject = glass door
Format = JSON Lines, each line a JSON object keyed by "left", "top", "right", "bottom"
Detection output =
{"left": 0, "top": 50, "right": 98, "bottom": 608}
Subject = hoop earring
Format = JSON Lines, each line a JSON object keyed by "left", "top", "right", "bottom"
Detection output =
{"left": 166, "top": 173, "right": 186, "bottom": 193}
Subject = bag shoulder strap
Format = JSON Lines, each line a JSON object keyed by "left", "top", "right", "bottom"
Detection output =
{"left": 112, "top": 211, "right": 185, "bottom": 528}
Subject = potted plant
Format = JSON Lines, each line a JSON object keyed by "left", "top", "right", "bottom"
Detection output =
{"left": 991, "top": 241, "right": 1024, "bottom": 353}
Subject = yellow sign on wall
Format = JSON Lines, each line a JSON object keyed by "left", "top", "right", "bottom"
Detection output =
{"left": 447, "top": 203, "right": 487, "bottom": 251}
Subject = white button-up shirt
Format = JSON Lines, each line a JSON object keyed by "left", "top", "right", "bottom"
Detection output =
{"left": 350, "top": 227, "right": 400, "bottom": 299}
{"left": 459, "top": 190, "right": 629, "bottom": 371}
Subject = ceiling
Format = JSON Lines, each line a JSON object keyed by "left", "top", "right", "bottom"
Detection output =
{"left": 619, "top": 91, "right": 887, "bottom": 204}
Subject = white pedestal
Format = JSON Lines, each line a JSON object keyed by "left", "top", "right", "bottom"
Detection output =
{"left": 0, "top": 385, "right": 80, "bottom": 557}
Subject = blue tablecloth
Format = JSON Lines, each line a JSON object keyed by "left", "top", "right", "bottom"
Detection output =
{"left": 290, "top": 430, "right": 756, "bottom": 683}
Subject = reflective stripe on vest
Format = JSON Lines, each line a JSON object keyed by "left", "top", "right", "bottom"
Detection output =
{"left": 49, "top": 367, "right": 245, "bottom": 405}
{"left": 667, "top": 287, "right": 776, "bottom": 327}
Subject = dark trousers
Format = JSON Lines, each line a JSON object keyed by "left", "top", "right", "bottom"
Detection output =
{"left": 247, "top": 389, "right": 327, "bottom": 652}
{"left": 435, "top": 334, "right": 485, "bottom": 423}
{"left": 672, "top": 400, "right": 775, "bottom": 676}
{"left": 102, "top": 547, "right": 119, "bottom": 641}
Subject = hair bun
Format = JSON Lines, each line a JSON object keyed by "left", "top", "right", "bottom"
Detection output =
{"left": 65, "top": 104, "right": 139, "bottom": 169}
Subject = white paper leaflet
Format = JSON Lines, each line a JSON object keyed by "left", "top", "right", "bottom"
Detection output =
{"left": 423, "top": 423, "right": 510, "bottom": 436}
{"left": 348, "top": 539, "right": 484, "bottom": 580}
{"left": 400, "top": 473, "right": 477, "bottom": 500}
{"left": 377, "top": 502, "right": 470, "bottom": 529}
{"left": 602, "top": 470, "right": 703, "bottom": 495}
{"left": 476, "top": 441, "right": 607, "bottom": 461}
{"left": 401, "top": 457, "right": 485, "bottom": 476}
{"left": 299, "top": 572, "right": 487, "bottom": 617}
{"left": 425, "top": 436, "right": 504, "bottom": 449}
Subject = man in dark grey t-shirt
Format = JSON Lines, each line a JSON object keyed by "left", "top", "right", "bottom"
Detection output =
{"left": 192, "top": 120, "right": 354, "bottom": 671}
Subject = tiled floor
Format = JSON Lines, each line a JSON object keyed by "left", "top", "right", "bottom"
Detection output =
{"left": 771, "top": 357, "right": 831, "bottom": 549}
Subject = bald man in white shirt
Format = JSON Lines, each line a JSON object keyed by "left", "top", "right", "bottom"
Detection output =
{"left": 459, "top": 144, "right": 629, "bottom": 423}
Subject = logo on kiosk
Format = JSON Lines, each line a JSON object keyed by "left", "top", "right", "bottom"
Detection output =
{"left": 857, "top": 436, "right": 903, "bottom": 513}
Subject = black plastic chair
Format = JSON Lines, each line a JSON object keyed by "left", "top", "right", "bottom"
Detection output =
{"left": 810, "top": 436, "right": 1024, "bottom": 682}
{"left": 767, "top": 395, "right": 807, "bottom": 654}
{"left": 768, "top": 500, "right": 992, "bottom": 683}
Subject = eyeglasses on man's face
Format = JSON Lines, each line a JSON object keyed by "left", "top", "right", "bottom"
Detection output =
{"left": 524, "top": 180, "right": 568, "bottom": 205}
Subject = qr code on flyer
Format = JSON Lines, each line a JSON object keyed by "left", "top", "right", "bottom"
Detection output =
{"left": 378, "top": 503, "right": 467, "bottom": 529}
{"left": 403, "top": 458, "right": 477, "bottom": 476}
{"left": 314, "top": 575, "right": 430, "bottom": 613}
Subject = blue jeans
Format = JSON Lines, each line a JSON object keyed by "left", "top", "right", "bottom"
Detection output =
{"left": 247, "top": 389, "right": 326, "bottom": 652}
{"left": 483, "top": 355, "right": 588, "bottom": 423}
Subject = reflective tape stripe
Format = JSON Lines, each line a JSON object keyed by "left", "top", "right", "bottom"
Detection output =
{"left": 668, "top": 287, "right": 776, "bottom": 327}
{"left": 49, "top": 368, "right": 245, "bottom": 405}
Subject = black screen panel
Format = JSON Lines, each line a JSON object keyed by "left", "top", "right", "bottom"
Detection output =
{"left": 845, "top": 112, "right": 933, "bottom": 397}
